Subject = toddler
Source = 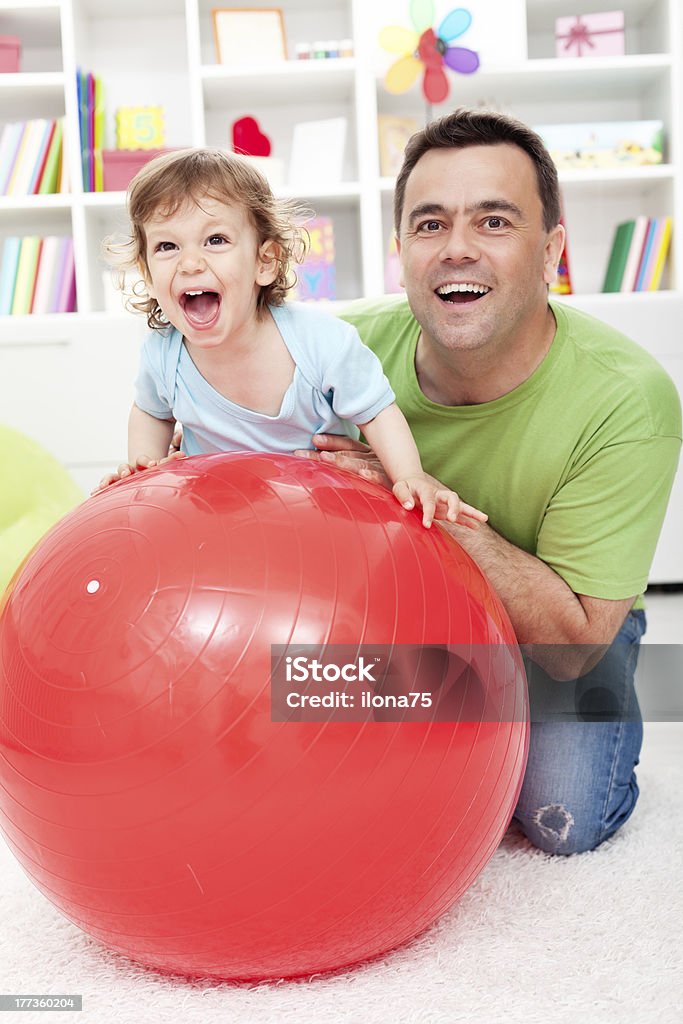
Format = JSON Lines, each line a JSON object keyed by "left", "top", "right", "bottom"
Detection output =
{"left": 97, "top": 148, "right": 486, "bottom": 529}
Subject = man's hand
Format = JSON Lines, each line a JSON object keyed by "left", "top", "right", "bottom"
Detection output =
{"left": 91, "top": 451, "right": 186, "bottom": 495}
{"left": 296, "top": 435, "right": 486, "bottom": 530}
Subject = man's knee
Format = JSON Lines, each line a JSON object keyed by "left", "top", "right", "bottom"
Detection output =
{"left": 514, "top": 789, "right": 639, "bottom": 856}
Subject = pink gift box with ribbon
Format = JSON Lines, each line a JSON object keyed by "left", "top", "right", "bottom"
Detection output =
{"left": 555, "top": 11, "right": 625, "bottom": 59}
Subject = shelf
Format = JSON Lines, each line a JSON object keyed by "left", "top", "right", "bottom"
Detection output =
{"left": 0, "top": 71, "right": 64, "bottom": 94}
{"left": 379, "top": 166, "right": 674, "bottom": 194}
{"left": 201, "top": 58, "right": 356, "bottom": 108}
{"left": 80, "top": 183, "right": 362, "bottom": 208}
{"left": 0, "top": 193, "right": 72, "bottom": 211}
{"left": 379, "top": 54, "right": 671, "bottom": 110}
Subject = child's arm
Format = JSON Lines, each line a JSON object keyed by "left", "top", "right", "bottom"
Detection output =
{"left": 92, "top": 404, "right": 179, "bottom": 493}
{"left": 359, "top": 403, "right": 487, "bottom": 529}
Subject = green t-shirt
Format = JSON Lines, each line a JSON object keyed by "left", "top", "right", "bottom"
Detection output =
{"left": 341, "top": 296, "right": 681, "bottom": 603}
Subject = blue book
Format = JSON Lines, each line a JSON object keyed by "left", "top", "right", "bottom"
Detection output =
{"left": 634, "top": 218, "right": 659, "bottom": 291}
{"left": 0, "top": 237, "right": 22, "bottom": 315}
{"left": 0, "top": 122, "right": 25, "bottom": 194}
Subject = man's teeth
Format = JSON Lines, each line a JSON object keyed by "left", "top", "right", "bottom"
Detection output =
{"left": 437, "top": 283, "right": 490, "bottom": 295}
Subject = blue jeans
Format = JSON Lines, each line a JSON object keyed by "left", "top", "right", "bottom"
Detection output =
{"left": 512, "top": 609, "right": 646, "bottom": 855}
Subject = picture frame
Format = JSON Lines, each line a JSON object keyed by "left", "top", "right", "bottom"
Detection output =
{"left": 212, "top": 8, "right": 287, "bottom": 67}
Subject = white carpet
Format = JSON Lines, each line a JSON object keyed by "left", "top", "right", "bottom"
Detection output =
{"left": 1, "top": 723, "right": 681, "bottom": 1024}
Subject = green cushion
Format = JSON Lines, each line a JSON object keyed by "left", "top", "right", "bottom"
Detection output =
{"left": 0, "top": 425, "right": 83, "bottom": 594}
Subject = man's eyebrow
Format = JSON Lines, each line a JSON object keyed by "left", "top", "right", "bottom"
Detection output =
{"left": 407, "top": 198, "right": 524, "bottom": 225}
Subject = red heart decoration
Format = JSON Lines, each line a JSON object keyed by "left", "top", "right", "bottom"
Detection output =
{"left": 232, "top": 116, "right": 272, "bottom": 158}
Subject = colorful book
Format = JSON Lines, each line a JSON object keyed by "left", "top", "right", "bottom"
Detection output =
{"left": 11, "top": 237, "right": 42, "bottom": 315}
{"left": 27, "top": 119, "right": 56, "bottom": 194}
{"left": 634, "top": 219, "right": 658, "bottom": 291}
{"left": 54, "top": 238, "right": 76, "bottom": 312}
{"left": 602, "top": 220, "right": 635, "bottom": 292}
{"left": 620, "top": 215, "right": 649, "bottom": 292}
{"left": 31, "top": 235, "right": 62, "bottom": 314}
{"left": 646, "top": 217, "right": 673, "bottom": 291}
{"left": 0, "top": 236, "right": 21, "bottom": 315}
{"left": 4, "top": 122, "right": 32, "bottom": 195}
{"left": 7, "top": 119, "right": 51, "bottom": 195}
{"left": 37, "top": 118, "right": 63, "bottom": 194}
{"left": 0, "top": 121, "right": 25, "bottom": 194}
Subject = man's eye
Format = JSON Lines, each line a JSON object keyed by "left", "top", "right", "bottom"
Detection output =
{"left": 485, "top": 217, "right": 506, "bottom": 229}
{"left": 419, "top": 221, "right": 442, "bottom": 233}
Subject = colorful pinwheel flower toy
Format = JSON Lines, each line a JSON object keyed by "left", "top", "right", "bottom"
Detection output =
{"left": 380, "top": 1, "right": 480, "bottom": 105}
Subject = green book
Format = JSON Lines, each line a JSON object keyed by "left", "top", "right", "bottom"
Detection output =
{"left": 602, "top": 220, "right": 635, "bottom": 292}
{"left": 38, "top": 118, "right": 63, "bottom": 195}
{"left": 11, "top": 236, "right": 42, "bottom": 315}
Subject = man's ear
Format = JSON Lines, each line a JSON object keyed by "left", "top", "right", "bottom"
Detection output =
{"left": 257, "top": 240, "right": 280, "bottom": 285}
{"left": 543, "top": 223, "right": 565, "bottom": 286}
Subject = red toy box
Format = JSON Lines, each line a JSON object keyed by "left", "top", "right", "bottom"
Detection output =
{"left": 0, "top": 36, "right": 21, "bottom": 73}
{"left": 102, "top": 148, "right": 172, "bottom": 192}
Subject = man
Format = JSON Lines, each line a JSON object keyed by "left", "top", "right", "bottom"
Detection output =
{"left": 306, "top": 108, "right": 682, "bottom": 855}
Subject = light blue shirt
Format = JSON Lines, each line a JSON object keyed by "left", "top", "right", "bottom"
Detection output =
{"left": 133, "top": 302, "right": 395, "bottom": 456}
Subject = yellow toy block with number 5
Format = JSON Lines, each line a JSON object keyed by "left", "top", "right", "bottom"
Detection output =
{"left": 116, "top": 106, "right": 165, "bottom": 150}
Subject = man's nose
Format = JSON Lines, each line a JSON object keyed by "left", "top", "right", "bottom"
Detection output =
{"left": 439, "top": 226, "right": 480, "bottom": 263}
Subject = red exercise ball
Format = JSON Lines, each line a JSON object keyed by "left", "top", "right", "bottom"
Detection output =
{"left": 0, "top": 453, "right": 528, "bottom": 981}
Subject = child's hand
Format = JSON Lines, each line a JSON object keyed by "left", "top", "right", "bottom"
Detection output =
{"left": 90, "top": 451, "right": 186, "bottom": 495}
{"left": 392, "top": 474, "right": 488, "bottom": 530}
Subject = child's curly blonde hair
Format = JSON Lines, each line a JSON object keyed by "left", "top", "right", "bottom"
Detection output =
{"left": 104, "top": 148, "right": 309, "bottom": 330}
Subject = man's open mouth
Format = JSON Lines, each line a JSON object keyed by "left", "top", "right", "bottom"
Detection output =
{"left": 436, "top": 283, "right": 491, "bottom": 304}
{"left": 179, "top": 290, "right": 222, "bottom": 327}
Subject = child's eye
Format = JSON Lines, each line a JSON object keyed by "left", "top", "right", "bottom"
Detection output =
{"left": 155, "top": 241, "right": 176, "bottom": 253}
{"left": 207, "top": 234, "right": 228, "bottom": 246}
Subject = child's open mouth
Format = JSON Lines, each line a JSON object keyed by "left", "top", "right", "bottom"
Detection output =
{"left": 436, "top": 283, "right": 491, "bottom": 304}
{"left": 180, "top": 290, "right": 222, "bottom": 327}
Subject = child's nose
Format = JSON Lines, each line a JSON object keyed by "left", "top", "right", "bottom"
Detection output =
{"left": 178, "top": 248, "right": 207, "bottom": 272}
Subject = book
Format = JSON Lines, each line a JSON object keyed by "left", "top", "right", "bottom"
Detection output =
{"left": 602, "top": 220, "right": 635, "bottom": 292}
{"left": 37, "top": 118, "right": 63, "bottom": 194}
{"left": 27, "top": 119, "right": 56, "bottom": 194}
{"left": 4, "top": 121, "right": 32, "bottom": 195}
{"left": 54, "top": 238, "right": 76, "bottom": 312}
{"left": 646, "top": 217, "right": 673, "bottom": 291}
{"left": 31, "top": 235, "right": 62, "bottom": 314}
{"left": 620, "top": 215, "right": 650, "bottom": 292}
{"left": 0, "top": 236, "right": 21, "bottom": 315}
{"left": 634, "top": 219, "right": 658, "bottom": 291}
{"left": 0, "top": 121, "right": 25, "bottom": 194}
{"left": 11, "top": 236, "right": 42, "bottom": 315}
{"left": 6, "top": 119, "right": 50, "bottom": 195}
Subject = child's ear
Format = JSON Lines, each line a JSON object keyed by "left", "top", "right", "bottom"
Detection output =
{"left": 257, "top": 240, "right": 280, "bottom": 285}
{"left": 136, "top": 258, "right": 156, "bottom": 299}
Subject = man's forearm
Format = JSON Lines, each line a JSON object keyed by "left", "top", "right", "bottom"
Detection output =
{"left": 444, "top": 521, "right": 615, "bottom": 679}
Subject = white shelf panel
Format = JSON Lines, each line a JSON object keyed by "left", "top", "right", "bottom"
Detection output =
{"left": 201, "top": 58, "right": 356, "bottom": 108}
{"left": 0, "top": 193, "right": 72, "bottom": 210}
{"left": 379, "top": 167, "right": 674, "bottom": 195}
{"left": 377, "top": 55, "right": 671, "bottom": 109}
{"left": 0, "top": 71, "right": 64, "bottom": 93}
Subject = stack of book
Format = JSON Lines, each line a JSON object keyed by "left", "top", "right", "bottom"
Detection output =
{"left": 0, "top": 118, "right": 66, "bottom": 196}
{"left": 0, "top": 236, "right": 76, "bottom": 315}
{"left": 77, "top": 69, "right": 104, "bottom": 192}
{"left": 602, "top": 216, "right": 673, "bottom": 292}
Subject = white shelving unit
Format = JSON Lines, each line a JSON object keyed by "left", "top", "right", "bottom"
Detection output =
{"left": 0, "top": 0, "right": 681, "bottom": 580}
